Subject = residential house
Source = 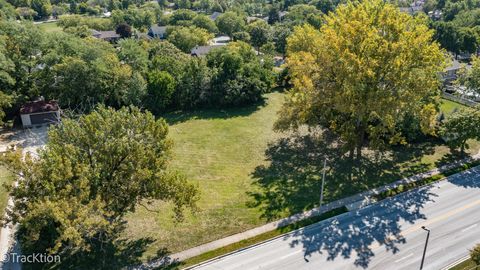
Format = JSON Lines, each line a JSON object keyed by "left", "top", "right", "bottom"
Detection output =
{"left": 191, "top": 45, "right": 225, "bottom": 57}
{"left": 91, "top": 30, "right": 120, "bottom": 42}
{"left": 210, "top": 36, "right": 231, "bottom": 45}
{"left": 148, "top": 25, "right": 168, "bottom": 39}
{"left": 210, "top": 12, "right": 222, "bottom": 21}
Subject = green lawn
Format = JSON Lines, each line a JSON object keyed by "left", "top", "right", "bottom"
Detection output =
{"left": 0, "top": 166, "right": 13, "bottom": 217}
{"left": 37, "top": 22, "right": 62, "bottom": 32}
{"left": 123, "top": 93, "right": 480, "bottom": 262}
{"left": 440, "top": 98, "right": 469, "bottom": 115}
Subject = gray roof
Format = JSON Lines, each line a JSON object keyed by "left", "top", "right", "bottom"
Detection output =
{"left": 210, "top": 12, "right": 222, "bottom": 21}
{"left": 191, "top": 45, "right": 225, "bottom": 56}
{"left": 149, "top": 25, "right": 167, "bottom": 35}
{"left": 91, "top": 30, "right": 120, "bottom": 39}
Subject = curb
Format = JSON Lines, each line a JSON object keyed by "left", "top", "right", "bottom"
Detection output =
{"left": 183, "top": 209, "right": 353, "bottom": 270}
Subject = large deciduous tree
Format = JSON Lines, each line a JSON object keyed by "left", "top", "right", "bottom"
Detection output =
{"left": 0, "top": 106, "right": 198, "bottom": 267}
{"left": 167, "top": 26, "right": 213, "bottom": 53}
{"left": 439, "top": 108, "right": 480, "bottom": 154}
{"left": 277, "top": 0, "right": 445, "bottom": 159}
{"left": 215, "top": 11, "right": 245, "bottom": 37}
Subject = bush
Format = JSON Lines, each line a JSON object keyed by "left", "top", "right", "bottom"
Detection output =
{"left": 471, "top": 243, "right": 480, "bottom": 266}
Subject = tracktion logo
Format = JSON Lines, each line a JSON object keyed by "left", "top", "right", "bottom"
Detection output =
{"left": 3, "top": 253, "right": 61, "bottom": 263}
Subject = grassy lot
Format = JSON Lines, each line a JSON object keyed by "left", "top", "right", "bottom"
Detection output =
{"left": 0, "top": 166, "right": 13, "bottom": 217}
{"left": 123, "top": 94, "right": 480, "bottom": 262}
{"left": 37, "top": 21, "right": 62, "bottom": 32}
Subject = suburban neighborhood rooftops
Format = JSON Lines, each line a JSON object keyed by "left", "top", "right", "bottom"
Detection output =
{"left": 20, "top": 100, "right": 59, "bottom": 114}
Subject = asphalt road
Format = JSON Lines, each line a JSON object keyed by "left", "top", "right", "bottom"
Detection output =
{"left": 192, "top": 167, "right": 480, "bottom": 270}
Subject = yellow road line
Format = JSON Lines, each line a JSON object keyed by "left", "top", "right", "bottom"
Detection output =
{"left": 370, "top": 199, "right": 480, "bottom": 250}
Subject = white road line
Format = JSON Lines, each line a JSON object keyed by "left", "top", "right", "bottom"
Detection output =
{"left": 461, "top": 223, "right": 478, "bottom": 232}
{"left": 394, "top": 253, "right": 413, "bottom": 263}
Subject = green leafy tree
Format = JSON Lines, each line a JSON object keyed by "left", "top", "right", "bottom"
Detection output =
{"left": 278, "top": 0, "right": 445, "bottom": 159}
{"left": 0, "top": 0, "right": 17, "bottom": 19}
{"left": 206, "top": 42, "right": 273, "bottom": 107}
{"left": 31, "top": 0, "right": 52, "bottom": 19}
{"left": 0, "top": 91, "right": 11, "bottom": 125}
{"left": 471, "top": 244, "right": 480, "bottom": 267}
{"left": 115, "top": 22, "right": 132, "bottom": 38}
{"left": 440, "top": 108, "right": 480, "bottom": 154}
{"left": 466, "top": 56, "right": 480, "bottom": 93}
{"left": 313, "top": 0, "right": 335, "bottom": 14}
{"left": 232, "top": 31, "right": 250, "bottom": 42}
{"left": 268, "top": 5, "right": 280, "bottom": 24}
{"left": 285, "top": 4, "right": 322, "bottom": 26}
{"left": 175, "top": 57, "right": 211, "bottom": 108}
{"left": 146, "top": 70, "right": 176, "bottom": 112}
{"left": 247, "top": 20, "right": 271, "bottom": 51}
{"left": 167, "top": 26, "right": 213, "bottom": 53}
{"left": 216, "top": 11, "right": 245, "bottom": 37}
{"left": 0, "top": 21, "right": 44, "bottom": 101}
{"left": 0, "top": 106, "right": 197, "bottom": 268}
{"left": 118, "top": 39, "right": 148, "bottom": 73}
{"left": 272, "top": 22, "right": 292, "bottom": 55}
{"left": 192, "top": 14, "right": 218, "bottom": 33}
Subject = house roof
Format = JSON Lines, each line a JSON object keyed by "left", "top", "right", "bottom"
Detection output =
{"left": 92, "top": 30, "right": 120, "bottom": 39}
{"left": 149, "top": 25, "right": 167, "bottom": 35}
{"left": 20, "top": 100, "right": 59, "bottom": 114}
{"left": 191, "top": 45, "right": 225, "bottom": 56}
{"left": 211, "top": 36, "right": 231, "bottom": 44}
{"left": 210, "top": 12, "right": 222, "bottom": 20}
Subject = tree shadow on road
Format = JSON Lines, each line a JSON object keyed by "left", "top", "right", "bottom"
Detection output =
{"left": 285, "top": 185, "right": 437, "bottom": 268}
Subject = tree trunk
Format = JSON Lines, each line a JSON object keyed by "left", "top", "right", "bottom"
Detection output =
{"left": 356, "top": 129, "right": 365, "bottom": 162}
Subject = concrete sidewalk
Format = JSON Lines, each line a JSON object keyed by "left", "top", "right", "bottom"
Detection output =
{"left": 137, "top": 153, "right": 480, "bottom": 269}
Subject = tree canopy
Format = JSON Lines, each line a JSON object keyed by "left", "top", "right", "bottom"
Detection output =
{"left": 277, "top": 0, "right": 445, "bottom": 159}
{"left": 0, "top": 106, "right": 198, "bottom": 267}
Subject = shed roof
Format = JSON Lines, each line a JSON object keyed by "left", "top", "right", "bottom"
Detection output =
{"left": 20, "top": 100, "right": 59, "bottom": 114}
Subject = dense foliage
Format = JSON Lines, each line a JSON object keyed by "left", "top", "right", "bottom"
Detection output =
{"left": 276, "top": 0, "right": 445, "bottom": 159}
{"left": 440, "top": 108, "right": 480, "bottom": 153}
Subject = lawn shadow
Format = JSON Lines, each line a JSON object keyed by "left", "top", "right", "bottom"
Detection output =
{"left": 162, "top": 98, "right": 266, "bottom": 125}
{"left": 248, "top": 130, "right": 436, "bottom": 222}
{"left": 285, "top": 184, "right": 437, "bottom": 268}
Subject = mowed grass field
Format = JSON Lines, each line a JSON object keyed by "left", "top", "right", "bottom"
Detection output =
{"left": 123, "top": 94, "right": 480, "bottom": 261}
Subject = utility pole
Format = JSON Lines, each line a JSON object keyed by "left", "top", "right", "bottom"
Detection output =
{"left": 420, "top": 226, "right": 431, "bottom": 270}
{"left": 319, "top": 158, "right": 327, "bottom": 210}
